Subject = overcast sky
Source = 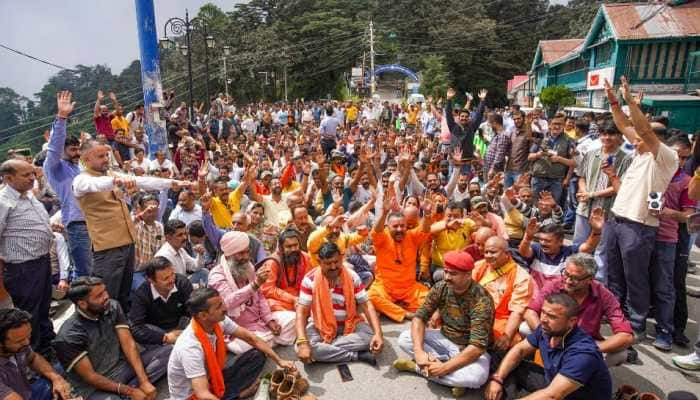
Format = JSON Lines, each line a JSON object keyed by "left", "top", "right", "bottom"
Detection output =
{"left": 0, "top": 0, "right": 240, "bottom": 99}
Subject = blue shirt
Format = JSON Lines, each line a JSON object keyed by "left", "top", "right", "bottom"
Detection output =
{"left": 44, "top": 118, "right": 85, "bottom": 225}
{"left": 320, "top": 116, "right": 342, "bottom": 140}
{"left": 527, "top": 326, "right": 612, "bottom": 400}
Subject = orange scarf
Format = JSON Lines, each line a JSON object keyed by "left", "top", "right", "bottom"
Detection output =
{"left": 191, "top": 319, "right": 226, "bottom": 399}
{"left": 310, "top": 266, "right": 361, "bottom": 343}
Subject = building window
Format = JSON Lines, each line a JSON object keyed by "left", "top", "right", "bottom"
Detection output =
{"left": 595, "top": 42, "right": 613, "bottom": 66}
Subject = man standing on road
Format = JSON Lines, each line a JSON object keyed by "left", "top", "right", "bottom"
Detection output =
{"left": 44, "top": 91, "right": 93, "bottom": 279}
{"left": 73, "top": 139, "right": 190, "bottom": 311}
{"left": 319, "top": 107, "right": 342, "bottom": 158}
{"left": 527, "top": 112, "right": 576, "bottom": 203}
{"left": 0, "top": 159, "right": 55, "bottom": 358}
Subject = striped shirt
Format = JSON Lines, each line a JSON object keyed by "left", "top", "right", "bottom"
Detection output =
{"left": 298, "top": 268, "right": 368, "bottom": 322}
{"left": 0, "top": 185, "right": 53, "bottom": 263}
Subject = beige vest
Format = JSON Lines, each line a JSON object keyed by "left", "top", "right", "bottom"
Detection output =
{"left": 76, "top": 169, "right": 136, "bottom": 252}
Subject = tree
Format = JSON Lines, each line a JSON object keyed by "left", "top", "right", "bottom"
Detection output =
{"left": 539, "top": 85, "right": 575, "bottom": 116}
{"left": 419, "top": 55, "right": 451, "bottom": 98}
{"left": 0, "top": 87, "right": 28, "bottom": 131}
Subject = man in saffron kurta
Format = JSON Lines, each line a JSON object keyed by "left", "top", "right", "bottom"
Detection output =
{"left": 259, "top": 228, "right": 311, "bottom": 312}
{"left": 472, "top": 237, "right": 533, "bottom": 351}
{"left": 208, "top": 231, "right": 296, "bottom": 354}
{"left": 368, "top": 194, "right": 433, "bottom": 322}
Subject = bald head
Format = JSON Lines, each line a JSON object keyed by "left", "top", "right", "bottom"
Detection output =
{"left": 483, "top": 235, "right": 511, "bottom": 267}
{"left": 474, "top": 227, "right": 495, "bottom": 244}
{"left": 231, "top": 212, "right": 249, "bottom": 231}
{"left": 403, "top": 205, "right": 420, "bottom": 229}
{"left": 485, "top": 236, "right": 508, "bottom": 250}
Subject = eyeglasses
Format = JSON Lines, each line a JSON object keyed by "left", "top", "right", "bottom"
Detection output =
{"left": 561, "top": 269, "right": 591, "bottom": 283}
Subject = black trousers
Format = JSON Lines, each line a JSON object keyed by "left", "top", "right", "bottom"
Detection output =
{"left": 92, "top": 244, "right": 135, "bottom": 313}
{"left": 320, "top": 138, "right": 336, "bottom": 158}
{"left": 223, "top": 349, "right": 266, "bottom": 400}
{"left": 4, "top": 254, "right": 54, "bottom": 355}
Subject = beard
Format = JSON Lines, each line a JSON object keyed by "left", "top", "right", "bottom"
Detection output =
{"left": 227, "top": 257, "right": 252, "bottom": 281}
{"left": 283, "top": 251, "right": 301, "bottom": 266}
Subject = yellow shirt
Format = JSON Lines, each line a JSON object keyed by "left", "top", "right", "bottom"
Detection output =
{"left": 210, "top": 185, "right": 244, "bottom": 228}
{"left": 111, "top": 115, "right": 130, "bottom": 137}
{"left": 347, "top": 106, "right": 359, "bottom": 121}
{"left": 503, "top": 207, "right": 525, "bottom": 240}
{"left": 307, "top": 226, "right": 368, "bottom": 266}
{"left": 407, "top": 109, "right": 418, "bottom": 125}
{"left": 431, "top": 219, "right": 477, "bottom": 267}
{"left": 564, "top": 128, "right": 577, "bottom": 139}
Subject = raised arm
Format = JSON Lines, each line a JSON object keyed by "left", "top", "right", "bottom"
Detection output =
{"left": 94, "top": 90, "right": 104, "bottom": 118}
{"left": 620, "top": 76, "right": 660, "bottom": 155}
{"left": 604, "top": 78, "right": 637, "bottom": 144}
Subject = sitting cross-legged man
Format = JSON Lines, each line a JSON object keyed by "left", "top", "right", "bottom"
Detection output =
{"left": 394, "top": 251, "right": 495, "bottom": 397}
{"left": 53, "top": 276, "right": 169, "bottom": 400}
{"left": 295, "top": 242, "right": 384, "bottom": 365}
{"left": 128, "top": 256, "right": 193, "bottom": 347}
{"left": 167, "top": 287, "right": 296, "bottom": 400}
{"left": 208, "top": 231, "right": 296, "bottom": 354}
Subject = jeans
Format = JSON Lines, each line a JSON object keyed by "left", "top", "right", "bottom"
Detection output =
{"left": 504, "top": 170, "right": 522, "bottom": 188}
{"left": 189, "top": 268, "right": 210, "bottom": 288}
{"left": 132, "top": 271, "right": 147, "bottom": 292}
{"left": 573, "top": 214, "right": 607, "bottom": 284}
{"left": 674, "top": 224, "right": 690, "bottom": 336}
{"left": 222, "top": 350, "right": 266, "bottom": 400}
{"left": 398, "top": 329, "right": 490, "bottom": 388}
{"left": 320, "top": 138, "right": 336, "bottom": 158}
{"left": 604, "top": 216, "right": 657, "bottom": 333}
{"left": 563, "top": 176, "right": 578, "bottom": 226}
{"left": 531, "top": 177, "right": 563, "bottom": 204}
{"left": 4, "top": 255, "right": 54, "bottom": 355}
{"left": 93, "top": 244, "right": 135, "bottom": 313}
{"left": 67, "top": 221, "right": 93, "bottom": 278}
{"left": 650, "top": 241, "right": 676, "bottom": 336}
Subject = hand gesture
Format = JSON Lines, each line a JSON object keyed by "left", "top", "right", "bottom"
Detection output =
{"left": 484, "top": 379, "right": 504, "bottom": 400}
{"left": 139, "top": 381, "right": 157, "bottom": 400}
{"left": 576, "top": 191, "right": 591, "bottom": 203}
{"left": 524, "top": 217, "right": 538, "bottom": 239}
{"left": 382, "top": 193, "right": 395, "bottom": 211}
{"left": 603, "top": 79, "right": 617, "bottom": 105}
{"left": 619, "top": 76, "right": 633, "bottom": 103}
{"left": 504, "top": 187, "right": 517, "bottom": 205}
{"left": 198, "top": 160, "right": 209, "bottom": 179}
{"left": 267, "top": 319, "right": 282, "bottom": 336}
{"left": 369, "top": 334, "right": 384, "bottom": 354}
{"left": 255, "top": 266, "right": 271, "bottom": 287}
{"left": 452, "top": 148, "right": 463, "bottom": 165}
{"left": 601, "top": 160, "right": 616, "bottom": 180}
{"left": 478, "top": 89, "right": 488, "bottom": 100}
{"left": 331, "top": 215, "right": 346, "bottom": 228}
{"left": 422, "top": 197, "right": 433, "bottom": 215}
{"left": 469, "top": 210, "right": 485, "bottom": 226}
{"left": 315, "top": 148, "right": 326, "bottom": 166}
{"left": 588, "top": 207, "right": 605, "bottom": 233}
{"left": 57, "top": 91, "right": 75, "bottom": 119}
{"left": 96, "top": 90, "right": 105, "bottom": 101}
{"left": 192, "top": 244, "right": 206, "bottom": 255}
{"left": 296, "top": 342, "right": 313, "bottom": 364}
{"left": 446, "top": 88, "right": 456, "bottom": 100}
{"left": 539, "top": 191, "right": 556, "bottom": 208}
{"left": 200, "top": 192, "right": 212, "bottom": 212}
{"left": 108, "top": 91, "right": 117, "bottom": 103}
{"left": 447, "top": 218, "right": 463, "bottom": 230}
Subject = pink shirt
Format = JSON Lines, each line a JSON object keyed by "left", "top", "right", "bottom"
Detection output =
{"left": 656, "top": 169, "right": 695, "bottom": 243}
{"left": 528, "top": 276, "right": 632, "bottom": 340}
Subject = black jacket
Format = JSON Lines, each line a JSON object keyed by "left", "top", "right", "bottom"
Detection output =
{"left": 445, "top": 98, "right": 486, "bottom": 160}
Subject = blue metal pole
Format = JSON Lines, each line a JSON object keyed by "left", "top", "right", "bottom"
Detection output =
{"left": 134, "top": 0, "right": 168, "bottom": 157}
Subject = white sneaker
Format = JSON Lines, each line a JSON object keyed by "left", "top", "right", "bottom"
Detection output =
{"left": 672, "top": 352, "right": 700, "bottom": 371}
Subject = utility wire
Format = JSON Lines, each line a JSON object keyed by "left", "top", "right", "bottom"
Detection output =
{"left": 0, "top": 42, "right": 76, "bottom": 72}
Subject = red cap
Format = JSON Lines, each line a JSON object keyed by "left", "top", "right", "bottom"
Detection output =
{"left": 443, "top": 251, "right": 475, "bottom": 272}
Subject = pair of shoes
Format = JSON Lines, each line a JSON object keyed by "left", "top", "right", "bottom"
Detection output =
{"left": 451, "top": 387, "right": 466, "bottom": 397}
{"left": 270, "top": 369, "right": 311, "bottom": 399}
{"left": 672, "top": 352, "right": 700, "bottom": 371}
{"left": 393, "top": 358, "right": 417, "bottom": 373}
{"left": 357, "top": 351, "right": 377, "bottom": 366}
{"left": 614, "top": 384, "right": 639, "bottom": 400}
{"left": 673, "top": 333, "right": 690, "bottom": 347}
{"left": 652, "top": 333, "right": 673, "bottom": 351}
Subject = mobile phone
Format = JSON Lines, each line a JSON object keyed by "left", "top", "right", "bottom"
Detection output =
{"left": 607, "top": 155, "right": 614, "bottom": 165}
{"left": 547, "top": 149, "right": 557, "bottom": 156}
{"left": 337, "top": 363, "right": 353, "bottom": 382}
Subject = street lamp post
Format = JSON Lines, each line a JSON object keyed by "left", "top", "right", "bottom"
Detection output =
{"left": 160, "top": 9, "right": 215, "bottom": 121}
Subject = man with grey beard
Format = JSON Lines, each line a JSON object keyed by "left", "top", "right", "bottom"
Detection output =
{"left": 208, "top": 231, "right": 296, "bottom": 354}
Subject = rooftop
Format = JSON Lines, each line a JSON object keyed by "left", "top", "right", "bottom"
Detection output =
{"left": 604, "top": 1, "right": 700, "bottom": 40}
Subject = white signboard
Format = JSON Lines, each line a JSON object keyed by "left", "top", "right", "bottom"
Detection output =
{"left": 587, "top": 67, "right": 615, "bottom": 90}
{"left": 351, "top": 67, "right": 363, "bottom": 78}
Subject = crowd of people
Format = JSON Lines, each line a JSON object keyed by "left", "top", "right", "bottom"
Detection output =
{"left": 0, "top": 74, "right": 699, "bottom": 400}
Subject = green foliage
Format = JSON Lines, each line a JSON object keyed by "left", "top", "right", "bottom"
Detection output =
{"left": 419, "top": 55, "right": 451, "bottom": 98}
{"left": 540, "top": 85, "right": 575, "bottom": 115}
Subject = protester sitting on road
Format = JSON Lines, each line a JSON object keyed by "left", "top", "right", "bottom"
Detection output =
{"left": 155, "top": 219, "right": 209, "bottom": 287}
{"left": 462, "top": 226, "right": 495, "bottom": 262}
{"left": 208, "top": 231, "right": 296, "bottom": 354}
{"left": 485, "top": 292, "right": 612, "bottom": 400}
{"left": 0, "top": 309, "right": 72, "bottom": 400}
{"left": 54, "top": 276, "right": 169, "bottom": 400}
{"left": 429, "top": 201, "right": 478, "bottom": 283}
{"left": 518, "top": 211, "right": 603, "bottom": 291}
{"left": 368, "top": 193, "right": 433, "bottom": 322}
{"left": 258, "top": 228, "right": 312, "bottom": 312}
{"left": 295, "top": 242, "right": 383, "bottom": 365}
{"left": 167, "top": 287, "right": 296, "bottom": 400}
{"left": 394, "top": 251, "right": 494, "bottom": 397}
{"left": 307, "top": 214, "right": 370, "bottom": 267}
{"left": 522, "top": 253, "right": 634, "bottom": 367}
{"left": 128, "top": 257, "right": 193, "bottom": 347}
{"left": 472, "top": 237, "right": 534, "bottom": 352}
